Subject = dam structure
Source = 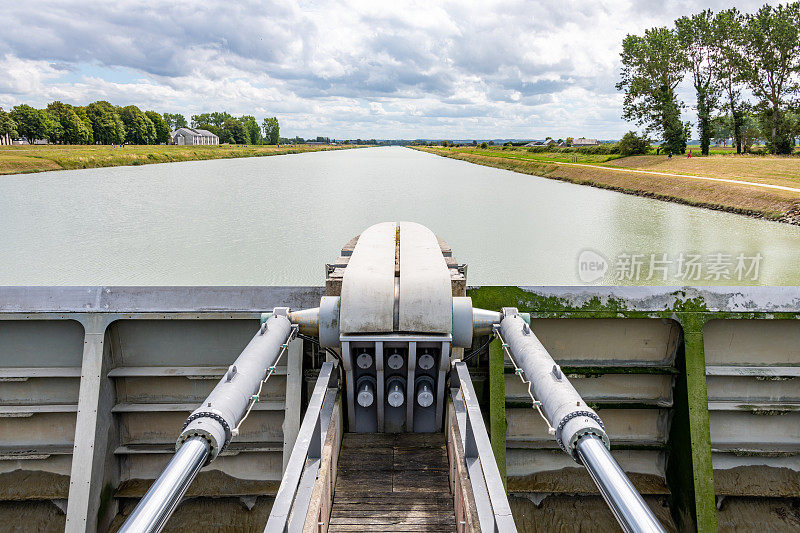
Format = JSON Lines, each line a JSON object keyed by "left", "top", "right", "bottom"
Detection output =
{"left": 0, "top": 222, "right": 797, "bottom": 532}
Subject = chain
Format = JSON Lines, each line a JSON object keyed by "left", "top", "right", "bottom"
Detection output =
{"left": 232, "top": 328, "right": 296, "bottom": 437}
{"left": 494, "top": 329, "right": 556, "bottom": 435}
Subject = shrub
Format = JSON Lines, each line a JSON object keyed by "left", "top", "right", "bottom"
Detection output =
{"left": 618, "top": 131, "right": 651, "bottom": 156}
{"left": 479, "top": 142, "right": 488, "bottom": 149}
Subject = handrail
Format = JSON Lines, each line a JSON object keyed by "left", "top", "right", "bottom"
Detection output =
{"left": 451, "top": 362, "right": 518, "bottom": 533}
{"left": 264, "top": 361, "right": 339, "bottom": 533}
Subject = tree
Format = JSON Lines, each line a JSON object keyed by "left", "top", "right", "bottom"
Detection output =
{"left": 738, "top": 2, "right": 800, "bottom": 154}
{"left": 712, "top": 8, "right": 746, "bottom": 153}
{"left": 617, "top": 27, "right": 690, "bottom": 154}
{"left": 162, "top": 112, "right": 187, "bottom": 130}
{"left": 86, "top": 101, "right": 125, "bottom": 144}
{"left": 239, "top": 115, "right": 261, "bottom": 144}
{"left": 119, "top": 105, "right": 156, "bottom": 144}
{"left": 10, "top": 104, "right": 47, "bottom": 143}
{"left": 41, "top": 110, "right": 63, "bottom": 144}
{"left": 145, "top": 111, "right": 171, "bottom": 144}
{"left": 741, "top": 111, "right": 762, "bottom": 152}
{"left": 618, "top": 131, "right": 652, "bottom": 156}
{"left": 191, "top": 112, "right": 233, "bottom": 128}
{"left": 479, "top": 142, "right": 488, "bottom": 149}
{"left": 262, "top": 117, "right": 280, "bottom": 145}
{"left": 46, "top": 101, "right": 91, "bottom": 144}
{"left": 220, "top": 118, "right": 249, "bottom": 144}
{"left": 676, "top": 10, "right": 718, "bottom": 155}
{"left": 711, "top": 114, "right": 734, "bottom": 145}
{"left": 0, "top": 108, "right": 18, "bottom": 139}
{"left": 565, "top": 136, "right": 574, "bottom": 146}
{"left": 74, "top": 107, "right": 94, "bottom": 144}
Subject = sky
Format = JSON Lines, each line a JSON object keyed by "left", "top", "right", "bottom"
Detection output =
{"left": 0, "top": 0, "right": 778, "bottom": 139}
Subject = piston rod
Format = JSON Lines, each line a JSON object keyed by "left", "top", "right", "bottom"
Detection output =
{"left": 577, "top": 435, "right": 666, "bottom": 533}
{"left": 119, "top": 310, "right": 297, "bottom": 533}
{"left": 498, "top": 307, "right": 665, "bottom": 533}
{"left": 118, "top": 437, "right": 209, "bottom": 533}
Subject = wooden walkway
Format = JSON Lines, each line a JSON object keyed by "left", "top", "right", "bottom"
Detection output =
{"left": 328, "top": 433, "right": 456, "bottom": 532}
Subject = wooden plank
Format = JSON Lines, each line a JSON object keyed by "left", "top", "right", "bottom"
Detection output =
{"left": 329, "top": 432, "right": 456, "bottom": 531}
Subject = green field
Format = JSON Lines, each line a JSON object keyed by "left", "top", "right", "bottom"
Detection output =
{"left": 0, "top": 143, "right": 360, "bottom": 175}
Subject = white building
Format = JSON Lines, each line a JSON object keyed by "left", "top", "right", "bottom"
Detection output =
{"left": 170, "top": 127, "right": 219, "bottom": 146}
{"left": 572, "top": 138, "right": 600, "bottom": 147}
{"left": 0, "top": 132, "right": 10, "bottom": 145}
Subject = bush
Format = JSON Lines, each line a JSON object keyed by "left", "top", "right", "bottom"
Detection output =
{"left": 618, "top": 131, "right": 651, "bottom": 156}
{"left": 526, "top": 144, "right": 621, "bottom": 155}
{"left": 479, "top": 142, "right": 488, "bottom": 149}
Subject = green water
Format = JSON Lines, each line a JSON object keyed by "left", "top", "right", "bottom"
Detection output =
{"left": 1, "top": 146, "right": 798, "bottom": 285}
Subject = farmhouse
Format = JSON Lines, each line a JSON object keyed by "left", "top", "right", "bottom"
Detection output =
{"left": 572, "top": 137, "right": 600, "bottom": 147}
{"left": 170, "top": 127, "right": 219, "bottom": 146}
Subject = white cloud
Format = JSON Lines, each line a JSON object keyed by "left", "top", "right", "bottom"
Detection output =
{"left": 0, "top": 0, "right": 782, "bottom": 138}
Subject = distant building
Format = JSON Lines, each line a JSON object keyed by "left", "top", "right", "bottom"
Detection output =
{"left": 170, "top": 128, "right": 219, "bottom": 146}
{"left": 572, "top": 138, "right": 599, "bottom": 147}
{"left": 523, "top": 141, "right": 545, "bottom": 147}
{"left": 0, "top": 132, "right": 10, "bottom": 146}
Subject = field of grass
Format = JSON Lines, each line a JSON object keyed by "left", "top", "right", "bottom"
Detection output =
{"left": 0, "top": 143, "right": 359, "bottom": 175}
{"left": 452, "top": 147, "right": 622, "bottom": 164}
{"left": 415, "top": 146, "right": 800, "bottom": 224}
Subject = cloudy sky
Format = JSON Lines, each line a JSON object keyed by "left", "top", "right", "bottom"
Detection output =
{"left": 0, "top": 0, "right": 775, "bottom": 139}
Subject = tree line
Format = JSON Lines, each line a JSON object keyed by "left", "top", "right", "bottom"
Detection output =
{"left": 0, "top": 102, "right": 281, "bottom": 145}
{"left": 617, "top": 2, "right": 800, "bottom": 155}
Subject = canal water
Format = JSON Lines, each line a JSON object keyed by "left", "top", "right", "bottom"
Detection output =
{"left": 1, "top": 146, "right": 798, "bottom": 285}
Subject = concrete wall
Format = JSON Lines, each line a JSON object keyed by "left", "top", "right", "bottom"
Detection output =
{"left": 0, "top": 286, "right": 798, "bottom": 532}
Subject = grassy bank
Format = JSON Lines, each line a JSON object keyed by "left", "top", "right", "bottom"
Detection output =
{"left": 414, "top": 146, "right": 800, "bottom": 225}
{"left": 0, "top": 144, "right": 362, "bottom": 175}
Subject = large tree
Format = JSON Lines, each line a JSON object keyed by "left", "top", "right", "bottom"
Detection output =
{"left": 86, "top": 101, "right": 126, "bottom": 144}
{"left": 262, "top": 117, "right": 280, "bottom": 145}
{"left": 617, "top": 27, "right": 690, "bottom": 154}
{"left": 145, "top": 111, "right": 171, "bottom": 144}
{"left": 221, "top": 118, "right": 249, "bottom": 144}
{"left": 738, "top": 2, "right": 800, "bottom": 154}
{"left": 10, "top": 104, "right": 47, "bottom": 143}
{"left": 191, "top": 112, "right": 233, "bottom": 128}
{"left": 46, "top": 101, "right": 92, "bottom": 144}
{"left": 712, "top": 8, "right": 746, "bottom": 153}
{"left": 676, "top": 10, "right": 718, "bottom": 155}
{"left": 239, "top": 115, "right": 261, "bottom": 144}
{"left": 0, "top": 108, "right": 18, "bottom": 140}
{"left": 119, "top": 105, "right": 156, "bottom": 144}
{"left": 162, "top": 112, "right": 187, "bottom": 130}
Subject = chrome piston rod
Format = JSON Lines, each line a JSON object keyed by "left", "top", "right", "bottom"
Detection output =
{"left": 118, "top": 437, "right": 209, "bottom": 533}
{"left": 118, "top": 310, "right": 299, "bottom": 533}
{"left": 577, "top": 435, "right": 665, "bottom": 533}
{"left": 498, "top": 307, "right": 665, "bottom": 533}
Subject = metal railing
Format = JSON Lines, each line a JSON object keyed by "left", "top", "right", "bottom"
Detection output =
{"left": 450, "top": 362, "right": 518, "bottom": 533}
{"left": 264, "top": 361, "right": 339, "bottom": 533}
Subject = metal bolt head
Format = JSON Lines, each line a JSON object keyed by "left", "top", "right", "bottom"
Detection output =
{"left": 387, "top": 382, "right": 405, "bottom": 407}
{"left": 417, "top": 385, "right": 434, "bottom": 408}
{"left": 357, "top": 387, "right": 374, "bottom": 407}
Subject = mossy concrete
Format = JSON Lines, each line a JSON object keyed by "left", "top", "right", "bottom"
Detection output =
{"left": 468, "top": 286, "right": 800, "bottom": 533}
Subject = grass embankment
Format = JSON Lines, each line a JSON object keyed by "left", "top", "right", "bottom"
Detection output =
{"left": 414, "top": 146, "right": 800, "bottom": 225}
{"left": 0, "top": 144, "right": 361, "bottom": 175}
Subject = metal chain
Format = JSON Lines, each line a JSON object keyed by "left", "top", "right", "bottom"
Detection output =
{"left": 232, "top": 328, "right": 296, "bottom": 437}
{"left": 494, "top": 329, "right": 556, "bottom": 435}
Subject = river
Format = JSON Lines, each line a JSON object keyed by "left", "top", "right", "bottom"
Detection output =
{"left": 1, "top": 146, "right": 798, "bottom": 285}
